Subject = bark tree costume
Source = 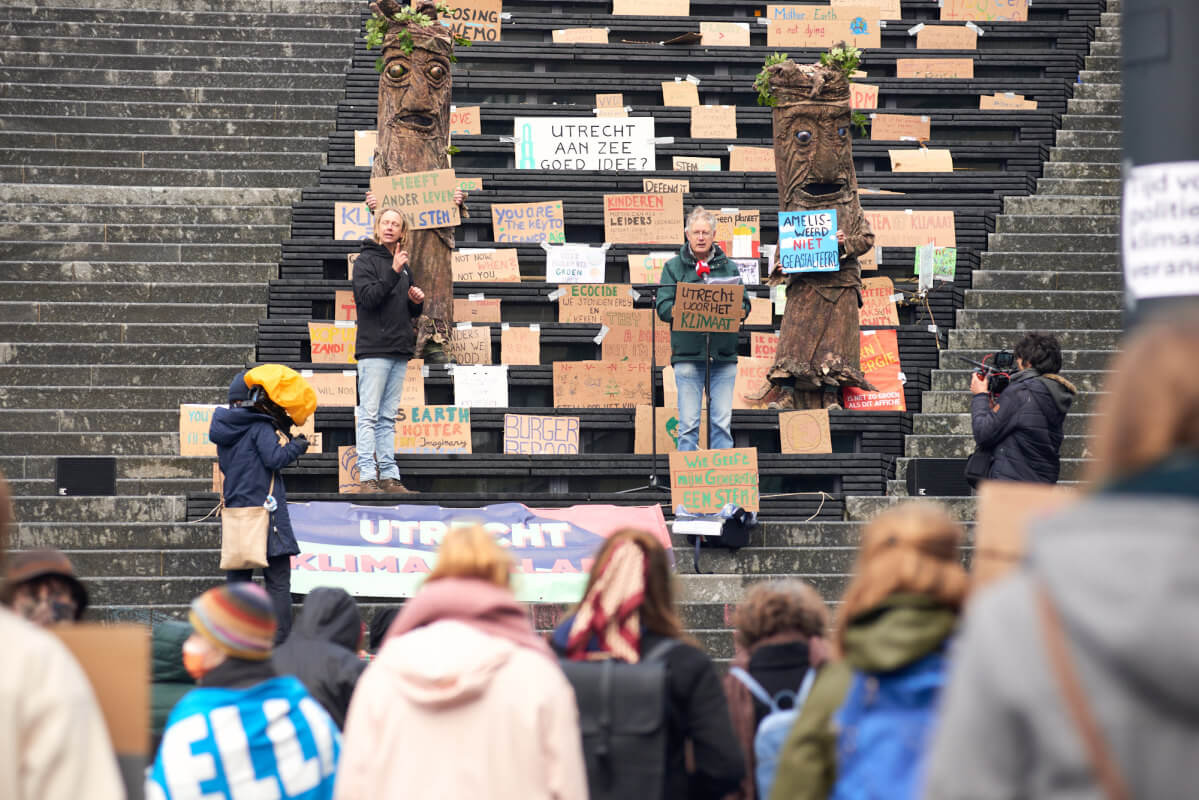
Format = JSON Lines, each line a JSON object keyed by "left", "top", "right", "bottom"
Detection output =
{"left": 370, "top": 0, "right": 462, "bottom": 359}
{"left": 757, "top": 61, "right": 875, "bottom": 410}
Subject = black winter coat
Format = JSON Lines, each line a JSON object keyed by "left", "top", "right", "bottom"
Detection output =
{"left": 209, "top": 404, "right": 307, "bottom": 558}
{"left": 353, "top": 240, "right": 424, "bottom": 360}
{"left": 970, "top": 369, "right": 1076, "bottom": 484}
{"left": 272, "top": 587, "right": 367, "bottom": 729}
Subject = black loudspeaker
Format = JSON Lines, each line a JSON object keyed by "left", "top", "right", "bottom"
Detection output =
{"left": 905, "top": 458, "right": 973, "bottom": 497}
{"left": 55, "top": 457, "right": 117, "bottom": 496}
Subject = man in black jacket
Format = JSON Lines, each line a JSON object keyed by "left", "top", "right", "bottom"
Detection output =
{"left": 970, "top": 332, "right": 1077, "bottom": 484}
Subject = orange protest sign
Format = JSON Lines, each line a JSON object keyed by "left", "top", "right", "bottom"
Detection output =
{"left": 553, "top": 361, "right": 652, "bottom": 408}
{"left": 940, "top": 0, "right": 1027, "bottom": 21}
{"left": 552, "top": 28, "right": 609, "bottom": 43}
{"left": 864, "top": 209, "right": 956, "bottom": 247}
{"left": 369, "top": 169, "right": 461, "bottom": 230}
{"left": 500, "top": 325, "right": 540, "bottom": 365}
{"left": 301, "top": 369, "right": 357, "bottom": 407}
{"left": 446, "top": 325, "right": 492, "bottom": 365}
{"left": 980, "top": 93, "right": 1038, "bottom": 110}
{"left": 766, "top": 4, "right": 881, "bottom": 49}
{"left": 672, "top": 155, "right": 722, "bottom": 171}
{"left": 700, "top": 21, "right": 750, "bottom": 46}
{"left": 670, "top": 447, "right": 759, "bottom": 513}
{"left": 750, "top": 332, "right": 779, "bottom": 360}
{"left": 850, "top": 83, "right": 879, "bottom": 110}
{"left": 643, "top": 177, "right": 690, "bottom": 194}
{"left": 691, "top": 105, "right": 737, "bottom": 139}
{"left": 916, "top": 24, "right": 978, "bottom": 49}
{"left": 334, "top": 289, "right": 357, "bottom": 321}
{"left": 728, "top": 146, "right": 775, "bottom": 172}
{"left": 870, "top": 113, "right": 931, "bottom": 142}
{"left": 603, "top": 193, "right": 684, "bottom": 244}
{"left": 452, "top": 248, "right": 521, "bottom": 282}
{"left": 661, "top": 80, "right": 700, "bottom": 107}
{"left": 308, "top": 321, "right": 357, "bottom": 363}
{"left": 895, "top": 58, "right": 974, "bottom": 79}
{"left": 454, "top": 297, "right": 502, "bottom": 323}
{"left": 733, "top": 356, "right": 775, "bottom": 410}
{"left": 558, "top": 283, "right": 634, "bottom": 324}
{"left": 859, "top": 276, "right": 900, "bottom": 326}
{"left": 449, "top": 106, "right": 481, "bottom": 136}
{"left": 179, "top": 404, "right": 218, "bottom": 457}
{"left": 889, "top": 148, "right": 954, "bottom": 172}
{"left": 842, "top": 329, "right": 905, "bottom": 411}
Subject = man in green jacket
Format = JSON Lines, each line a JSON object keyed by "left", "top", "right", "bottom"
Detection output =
{"left": 655, "top": 206, "right": 751, "bottom": 451}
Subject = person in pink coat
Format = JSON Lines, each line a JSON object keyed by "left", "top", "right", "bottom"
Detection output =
{"left": 334, "top": 526, "right": 587, "bottom": 800}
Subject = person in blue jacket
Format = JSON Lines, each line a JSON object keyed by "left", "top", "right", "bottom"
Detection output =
{"left": 209, "top": 371, "right": 309, "bottom": 642}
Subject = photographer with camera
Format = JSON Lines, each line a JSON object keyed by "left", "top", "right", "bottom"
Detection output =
{"left": 209, "top": 370, "right": 310, "bottom": 642}
{"left": 968, "top": 332, "right": 1076, "bottom": 485}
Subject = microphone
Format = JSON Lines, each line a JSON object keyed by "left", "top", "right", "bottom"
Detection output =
{"left": 695, "top": 260, "right": 710, "bottom": 277}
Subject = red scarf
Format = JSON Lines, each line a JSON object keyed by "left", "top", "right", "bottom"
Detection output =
{"left": 565, "top": 540, "right": 647, "bottom": 662}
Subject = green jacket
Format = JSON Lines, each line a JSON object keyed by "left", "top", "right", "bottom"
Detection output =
{"left": 655, "top": 243, "right": 751, "bottom": 365}
{"left": 151, "top": 620, "right": 196, "bottom": 750}
{"left": 768, "top": 595, "right": 958, "bottom": 800}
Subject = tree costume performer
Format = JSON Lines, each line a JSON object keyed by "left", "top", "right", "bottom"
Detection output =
{"left": 367, "top": 0, "right": 463, "bottom": 364}
{"left": 752, "top": 58, "right": 875, "bottom": 411}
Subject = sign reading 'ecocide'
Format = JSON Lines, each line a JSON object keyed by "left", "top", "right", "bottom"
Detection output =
{"left": 514, "top": 117, "right": 656, "bottom": 172}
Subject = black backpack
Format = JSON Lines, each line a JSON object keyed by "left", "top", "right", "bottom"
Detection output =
{"left": 559, "top": 638, "right": 679, "bottom": 800}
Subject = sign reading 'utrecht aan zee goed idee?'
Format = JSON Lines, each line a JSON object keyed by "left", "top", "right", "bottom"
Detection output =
{"left": 513, "top": 117, "right": 656, "bottom": 172}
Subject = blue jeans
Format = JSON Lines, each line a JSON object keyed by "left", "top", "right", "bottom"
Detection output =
{"left": 356, "top": 357, "right": 408, "bottom": 481}
{"left": 674, "top": 359, "right": 736, "bottom": 451}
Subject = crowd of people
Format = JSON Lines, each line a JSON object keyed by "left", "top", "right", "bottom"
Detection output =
{"left": 2, "top": 312, "right": 1197, "bottom": 800}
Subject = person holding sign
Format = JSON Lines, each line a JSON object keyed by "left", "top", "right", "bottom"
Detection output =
{"left": 352, "top": 207, "right": 425, "bottom": 494}
{"left": 656, "top": 206, "right": 751, "bottom": 451}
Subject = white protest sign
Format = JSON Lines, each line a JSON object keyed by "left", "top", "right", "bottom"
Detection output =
{"left": 514, "top": 117, "right": 656, "bottom": 172}
{"left": 545, "top": 243, "right": 607, "bottom": 283}
{"left": 1123, "top": 161, "right": 1199, "bottom": 300}
{"left": 453, "top": 365, "right": 509, "bottom": 407}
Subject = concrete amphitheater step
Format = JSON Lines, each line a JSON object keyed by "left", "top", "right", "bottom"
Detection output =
{"left": 986, "top": 232, "right": 1119, "bottom": 253}
{"left": 0, "top": 342, "right": 256, "bottom": 366}
{"left": 979, "top": 251, "right": 1118, "bottom": 270}
{"left": 12, "top": 494, "right": 188, "bottom": 523}
{"left": 962, "top": 290, "right": 1123, "bottom": 311}
{"left": 0, "top": 261, "right": 277, "bottom": 283}
{"left": 0, "top": 240, "right": 281, "bottom": 262}
{"left": 971, "top": 271, "right": 1122, "bottom": 291}
{"left": 0, "top": 281, "right": 269, "bottom": 304}
{"left": 913, "top": 413, "right": 1095, "bottom": 436}
{"left": 954, "top": 309, "right": 1123, "bottom": 330}
{"left": 3, "top": 147, "right": 324, "bottom": 172}
{"left": 0, "top": 115, "right": 339, "bottom": 137}
{"left": 947, "top": 328, "right": 1122, "bottom": 351}
{"left": 3, "top": 83, "right": 349, "bottom": 108}
{"left": 0, "top": 455, "right": 217, "bottom": 483}
{"left": 0, "top": 363, "right": 255, "bottom": 387}
{"left": 0, "top": 385, "right": 227, "bottom": 410}
{"left": 0, "top": 130, "right": 339, "bottom": 155}
{"left": 930, "top": 368, "right": 1108, "bottom": 393}
{"left": 1001, "top": 195, "right": 1119, "bottom": 217}
{"left": 0, "top": 201, "right": 293, "bottom": 226}
{"left": 0, "top": 321, "right": 259, "bottom": 345}
{"left": 0, "top": 302, "right": 265, "bottom": 324}
{"left": 921, "top": 390, "right": 1101, "bottom": 415}
{"left": 1, "top": 408, "right": 213, "bottom": 434}
{"left": 0, "top": 222, "right": 289, "bottom": 245}
{"left": 995, "top": 214, "right": 1117, "bottom": 235}
{"left": 1042, "top": 161, "right": 1120, "bottom": 179}
{"left": 905, "top": 435, "right": 1093, "bottom": 460}
{"left": 0, "top": 164, "right": 321, "bottom": 188}
{"left": 0, "top": 98, "right": 337, "bottom": 122}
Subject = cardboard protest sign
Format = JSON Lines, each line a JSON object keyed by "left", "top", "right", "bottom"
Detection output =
{"left": 735, "top": 259, "right": 760, "bottom": 286}
{"left": 747, "top": 296, "right": 773, "bottom": 326}
{"left": 890, "top": 148, "right": 954, "bottom": 172}
{"left": 369, "top": 170, "right": 461, "bottom": 230}
{"left": 504, "top": 414, "right": 580, "bottom": 454}
{"left": 728, "top": 146, "right": 775, "bottom": 172}
{"left": 595, "top": 106, "right": 626, "bottom": 118}
{"left": 832, "top": 0, "right": 900, "bottom": 19}
{"left": 601, "top": 308, "right": 671, "bottom": 364}
{"left": 628, "top": 252, "right": 674, "bottom": 284}
{"left": 553, "top": 361, "right": 651, "bottom": 408}
{"left": 450, "top": 105, "right": 482, "bottom": 135}
{"left": 546, "top": 244, "right": 607, "bottom": 283}
{"left": 912, "top": 245, "right": 958, "bottom": 282}
{"left": 179, "top": 404, "right": 218, "bottom": 456}
{"left": 55, "top": 625, "right": 150, "bottom": 757}
{"left": 308, "top": 321, "right": 356, "bottom": 363}
{"left": 614, "top": 0, "right": 689, "bottom": 15}
{"left": 751, "top": 331, "right": 779, "bottom": 360}
{"left": 354, "top": 130, "right": 376, "bottom": 167}
{"left": 779, "top": 409, "right": 833, "bottom": 454}
{"left": 732, "top": 356, "right": 775, "bottom": 410}
{"left": 301, "top": 369, "right": 357, "bottom": 407}
{"left": 514, "top": 117, "right": 655, "bottom": 172}
{"left": 441, "top": 0, "right": 503, "bottom": 41}
{"left": 454, "top": 296, "right": 502, "bottom": 323}
{"left": 403, "top": 359, "right": 426, "bottom": 406}
{"left": 346, "top": 252, "right": 358, "bottom": 280}
{"left": 603, "top": 193, "right": 684, "bottom": 244}
{"left": 333, "top": 201, "right": 372, "bottom": 241}
{"left": 859, "top": 276, "right": 900, "bottom": 326}
{"left": 491, "top": 200, "right": 565, "bottom": 243}
{"left": 672, "top": 282, "right": 744, "bottom": 333}
{"left": 980, "top": 92, "right": 1038, "bottom": 110}
{"left": 446, "top": 325, "right": 492, "bottom": 365}
{"left": 700, "top": 21, "right": 750, "bottom": 46}
{"left": 452, "top": 248, "right": 521, "bottom": 282}
{"left": 973, "top": 481, "right": 1076, "bottom": 589}
{"left": 941, "top": 0, "right": 1027, "bottom": 21}
{"left": 767, "top": 5, "right": 881, "bottom": 49}
{"left": 558, "top": 283, "right": 633, "bottom": 324}
{"left": 690, "top": 105, "right": 737, "bottom": 139}
{"left": 850, "top": 83, "right": 880, "bottom": 110}
{"left": 670, "top": 447, "right": 759, "bottom": 513}
{"left": 634, "top": 405, "right": 707, "bottom": 452}
{"left": 779, "top": 209, "right": 840, "bottom": 273}
{"left": 453, "top": 364, "right": 509, "bottom": 407}
{"left": 596, "top": 93, "right": 624, "bottom": 110}
{"left": 337, "top": 445, "right": 362, "bottom": 492}
{"left": 334, "top": 289, "right": 356, "bottom": 321}
{"left": 395, "top": 405, "right": 472, "bottom": 453}
{"left": 916, "top": 24, "right": 978, "bottom": 49}
{"left": 212, "top": 461, "right": 223, "bottom": 494}
{"left": 895, "top": 58, "right": 974, "bottom": 78}
{"left": 552, "top": 28, "right": 609, "bottom": 43}
{"left": 715, "top": 209, "right": 760, "bottom": 258}
{"left": 661, "top": 80, "right": 700, "bottom": 107}
{"left": 672, "top": 155, "right": 722, "bottom": 171}
{"left": 859, "top": 246, "right": 879, "bottom": 271}
{"left": 842, "top": 329, "right": 905, "bottom": 411}
{"left": 457, "top": 176, "right": 484, "bottom": 192}
{"left": 870, "top": 113, "right": 931, "bottom": 142}
{"left": 643, "top": 177, "right": 690, "bottom": 194}
{"left": 864, "top": 209, "right": 956, "bottom": 247}
{"left": 500, "top": 324, "right": 540, "bottom": 364}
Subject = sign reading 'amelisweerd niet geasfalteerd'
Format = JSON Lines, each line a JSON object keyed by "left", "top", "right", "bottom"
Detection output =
{"left": 288, "top": 502, "right": 671, "bottom": 602}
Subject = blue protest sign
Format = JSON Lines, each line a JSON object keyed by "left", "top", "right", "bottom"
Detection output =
{"left": 778, "top": 209, "right": 839, "bottom": 273}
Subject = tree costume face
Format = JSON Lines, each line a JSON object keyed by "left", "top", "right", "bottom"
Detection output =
{"left": 371, "top": 0, "right": 458, "bottom": 353}
{"left": 761, "top": 61, "right": 876, "bottom": 409}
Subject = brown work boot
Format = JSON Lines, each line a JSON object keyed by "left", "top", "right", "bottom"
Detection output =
{"left": 744, "top": 381, "right": 777, "bottom": 402}
{"left": 355, "top": 479, "right": 384, "bottom": 494}
{"left": 767, "top": 386, "right": 796, "bottom": 410}
{"left": 379, "top": 478, "right": 419, "bottom": 494}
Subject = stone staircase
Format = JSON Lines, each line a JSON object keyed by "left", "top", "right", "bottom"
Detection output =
{"left": 854, "top": 0, "right": 1123, "bottom": 520}
{"left": 0, "top": 0, "right": 359, "bottom": 584}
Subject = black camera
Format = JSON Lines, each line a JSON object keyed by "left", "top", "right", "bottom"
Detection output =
{"left": 955, "top": 350, "right": 1015, "bottom": 396}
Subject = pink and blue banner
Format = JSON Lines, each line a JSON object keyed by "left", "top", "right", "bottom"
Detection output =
{"left": 288, "top": 501, "right": 670, "bottom": 602}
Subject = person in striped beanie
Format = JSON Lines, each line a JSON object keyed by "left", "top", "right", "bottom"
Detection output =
{"left": 148, "top": 583, "right": 342, "bottom": 799}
